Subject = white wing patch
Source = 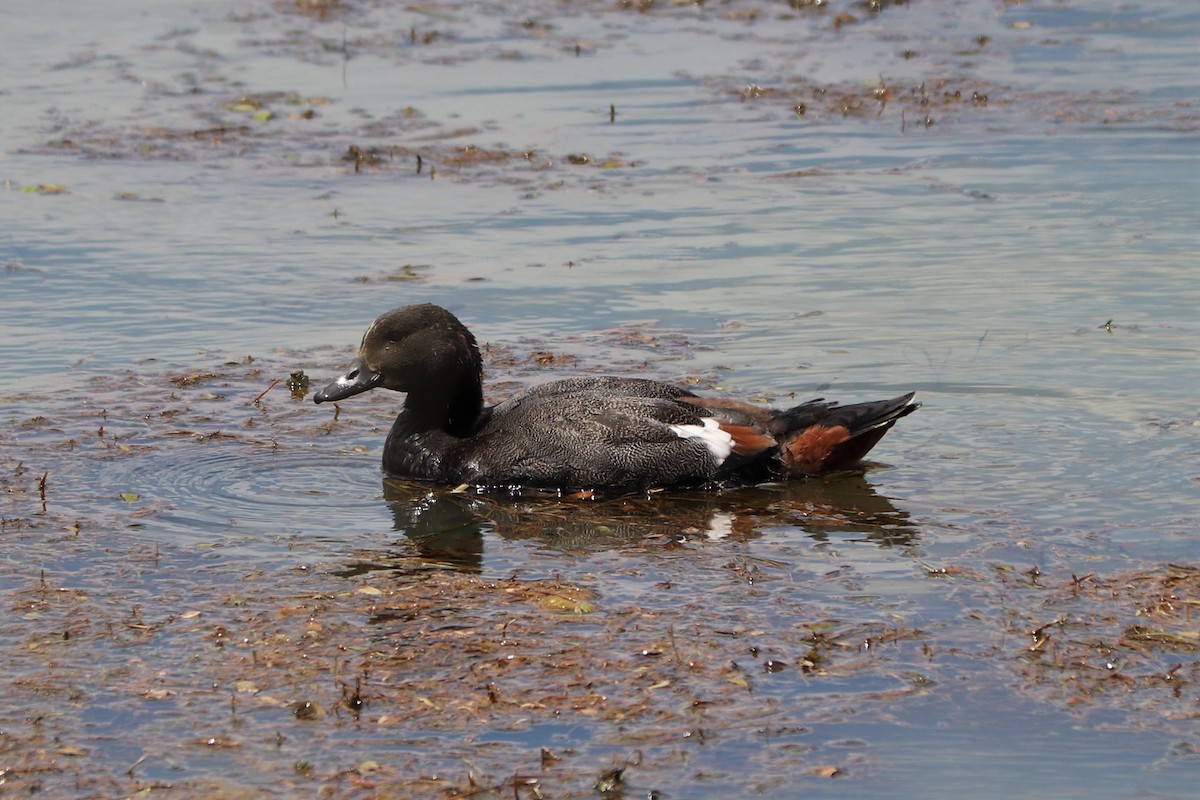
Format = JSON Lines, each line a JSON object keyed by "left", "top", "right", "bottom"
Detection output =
{"left": 669, "top": 417, "right": 733, "bottom": 464}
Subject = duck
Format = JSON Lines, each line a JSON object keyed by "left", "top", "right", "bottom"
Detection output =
{"left": 313, "top": 303, "right": 919, "bottom": 492}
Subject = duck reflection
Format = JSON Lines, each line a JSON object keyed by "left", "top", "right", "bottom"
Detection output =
{"left": 379, "top": 472, "right": 919, "bottom": 571}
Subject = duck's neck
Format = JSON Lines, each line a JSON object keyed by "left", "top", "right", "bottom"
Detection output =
{"left": 398, "top": 350, "right": 485, "bottom": 438}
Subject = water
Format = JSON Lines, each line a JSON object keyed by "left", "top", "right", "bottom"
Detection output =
{"left": 1, "top": 0, "right": 1198, "bottom": 797}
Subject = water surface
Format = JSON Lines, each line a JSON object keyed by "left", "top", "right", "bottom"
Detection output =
{"left": 1, "top": 0, "right": 1197, "bottom": 797}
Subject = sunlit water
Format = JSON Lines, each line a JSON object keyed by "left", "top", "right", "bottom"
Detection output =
{"left": 2, "top": 0, "right": 1198, "bottom": 797}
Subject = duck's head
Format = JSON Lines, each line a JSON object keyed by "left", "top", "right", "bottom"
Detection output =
{"left": 313, "top": 303, "right": 482, "bottom": 406}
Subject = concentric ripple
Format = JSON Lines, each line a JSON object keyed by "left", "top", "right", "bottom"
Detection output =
{"left": 83, "top": 439, "right": 396, "bottom": 559}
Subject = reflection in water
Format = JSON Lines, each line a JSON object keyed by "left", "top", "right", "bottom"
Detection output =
{"left": 381, "top": 483, "right": 489, "bottom": 570}
{"left": 379, "top": 471, "right": 919, "bottom": 570}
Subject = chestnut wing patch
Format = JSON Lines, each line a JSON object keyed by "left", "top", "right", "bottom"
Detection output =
{"left": 782, "top": 424, "right": 852, "bottom": 475}
{"left": 718, "top": 423, "right": 776, "bottom": 457}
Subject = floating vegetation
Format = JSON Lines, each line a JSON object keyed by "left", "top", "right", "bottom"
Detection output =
{"left": 287, "top": 370, "right": 310, "bottom": 398}
{"left": 727, "top": 73, "right": 998, "bottom": 124}
{"left": 16, "top": 183, "right": 70, "bottom": 194}
{"left": 1008, "top": 565, "right": 1200, "bottom": 714}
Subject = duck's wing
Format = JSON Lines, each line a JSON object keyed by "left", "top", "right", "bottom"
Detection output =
{"left": 459, "top": 389, "right": 774, "bottom": 490}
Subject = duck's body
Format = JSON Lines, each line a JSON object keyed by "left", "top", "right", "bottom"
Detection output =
{"left": 314, "top": 304, "right": 919, "bottom": 492}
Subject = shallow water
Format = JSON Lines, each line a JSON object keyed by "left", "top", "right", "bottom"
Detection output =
{"left": 2, "top": 0, "right": 1198, "bottom": 797}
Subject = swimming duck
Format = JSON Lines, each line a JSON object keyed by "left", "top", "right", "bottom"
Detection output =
{"left": 313, "top": 304, "right": 919, "bottom": 492}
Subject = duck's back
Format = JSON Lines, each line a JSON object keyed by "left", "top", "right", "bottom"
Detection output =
{"left": 385, "top": 376, "right": 736, "bottom": 490}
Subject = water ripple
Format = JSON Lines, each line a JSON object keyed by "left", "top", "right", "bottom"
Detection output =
{"left": 93, "top": 441, "right": 390, "bottom": 554}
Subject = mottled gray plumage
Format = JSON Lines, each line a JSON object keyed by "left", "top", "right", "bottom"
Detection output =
{"left": 314, "top": 304, "right": 919, "bottom": 492}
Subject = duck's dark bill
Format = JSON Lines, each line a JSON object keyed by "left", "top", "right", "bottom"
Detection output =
{"left": 313, "top": 359, "right": 381, "bottom": 404}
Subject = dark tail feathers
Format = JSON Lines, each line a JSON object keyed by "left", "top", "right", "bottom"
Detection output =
{"left": 772, "top": 392, "right": 920, "bottom": 475}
